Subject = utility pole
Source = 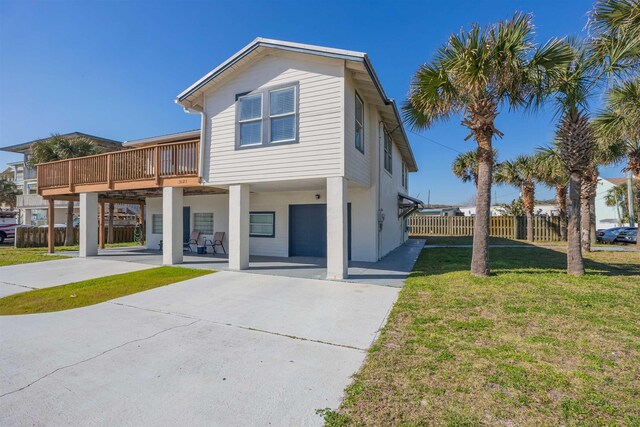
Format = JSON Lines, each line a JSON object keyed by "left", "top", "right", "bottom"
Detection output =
{"left": 427, "top": 190, "right": 431, "bottom": 208}
{"left": 627, "top": 170, "right": 635, "bottom": 227}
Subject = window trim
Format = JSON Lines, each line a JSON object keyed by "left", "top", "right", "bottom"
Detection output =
{"left": 235, "top": 82, "right": 300, "bottom": 150}
{"left": 383, "top": 128, "right": 393, "bottom": 175}
{"left": 354, "top": 91, "right": 365, "bottom": 154}
{"left": 402, "top": 161, "right": 408, "bottom": 189}
{"left": 152, "top": 214, "right": 163, "bottom": 234}
{"left": 249, "top": 211, "right": 276, "bottom": 238}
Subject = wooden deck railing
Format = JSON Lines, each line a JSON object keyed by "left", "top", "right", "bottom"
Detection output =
{"left": 37, "top": 140, "right": 200, "bottom": 196}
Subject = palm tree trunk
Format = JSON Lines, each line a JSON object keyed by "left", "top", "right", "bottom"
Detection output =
{"left": 568, "top": 173, "right": 585, "bottom": 275}
{"left": 580, "top": 179, "right": 592, "bottom": 253}
{"left": 64, "top": 201, "right": 74, "bottom": 246}
{"left": 471, "top": 138, "right": 493, "bottom": 276}
{"left": 556, "top": 184, "right": 567, "bottom": 241}
{"left": 589, "top": 193, "right": 596, "bottom": 245}
{"left": 523, "top": 183, "right": 535, "bottom": 242}
{"left": 636, "top": 187, "right": 640, "bottom": 250}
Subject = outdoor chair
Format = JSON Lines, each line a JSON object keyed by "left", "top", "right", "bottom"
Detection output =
{"left": 184, "top": 231, "right": 201, "bottom": 252}
{"left": 205, "top": 232, "right": 225, "bottom": 254}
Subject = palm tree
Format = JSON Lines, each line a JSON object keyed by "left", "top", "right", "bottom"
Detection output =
{"left": 404, "top": 13, "right": 571, "bottom": 276}
{"left": 495, "top": 155, "right": 539, "bottom": 242}
{"left": 451, "top": 149, "right": 498, "bottom": 187}
{"left": 29, "top": 134, "right": 101, "bottom": 245}
{"left": 536, "top": 146, "right": 569, "bottom": 240}
{"left": 588, "top": 0, "right": 640, "bottom": 79}
{"left": 605, "top": 182, "right": 638, "bottom": 224}
{"left": 548, "top": 39, "right": 599, "bottom": 275}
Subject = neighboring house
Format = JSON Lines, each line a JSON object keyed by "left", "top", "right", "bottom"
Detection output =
{"left": 419, "top": 207, "right": 461, "bottom": 216}
{"left": 34, "top": 38, "right": 420, "bottom": 280}
{"left": 0, "top": 132, "right": 122, "bottom": 225}
{"left": 0, "top": 166, "right": 20, "bottom": 211}
{"left": 596, "top": 177, "right": 637, "bottom": 229}
{"left": 459, "top": 204, "right": 560, "bottom": 217}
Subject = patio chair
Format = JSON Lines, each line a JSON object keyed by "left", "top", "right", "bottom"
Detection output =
{"left": 205, "top": 232, "right": 225, "bottom": 254}
{"left": 184, "top": 231, "right": 201, "bottom": 253}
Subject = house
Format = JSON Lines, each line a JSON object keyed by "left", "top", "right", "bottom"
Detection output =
{"left": 596, "top": 177, "right": 637, "bottom": 228}
{"left": 33, "top": 38, "right": 420, "bottom": 280}
{"left": 418, "top": 207, "right": 461, "bottom": 216}
{"left": 1, "top": 132, "right": 122, "bottom": 225}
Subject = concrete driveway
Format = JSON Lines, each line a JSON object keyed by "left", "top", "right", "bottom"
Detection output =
{"left": 0, "top": 270, "right": 399, "bottom": 426}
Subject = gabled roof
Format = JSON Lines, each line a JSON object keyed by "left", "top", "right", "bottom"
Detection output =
{"left": 123, "top": 129, "right": 200, "bottom": 147}
{"left": 175, "top": 38, "right": 417, "bottom": 172}
{"left": 1, "top": 132, "right": 122, "bottom": 154}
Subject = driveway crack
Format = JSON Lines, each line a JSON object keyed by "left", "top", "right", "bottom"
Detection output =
{"left": 0, "top": 320, "right": 199, "bottom": 399}
{"left": 109, "top": 301, "right": 367, "bottom": 351}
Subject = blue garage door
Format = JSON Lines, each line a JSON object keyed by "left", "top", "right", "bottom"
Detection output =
{"left": 288, "top": 204, "right": 351, "bottom": 258}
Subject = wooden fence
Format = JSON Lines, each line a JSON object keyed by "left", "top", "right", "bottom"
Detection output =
{"left": 408, "top": 215, "right": 563, "bottom": 241}
{"left": 15, "top": 226, "right": 138, "bottom": 248}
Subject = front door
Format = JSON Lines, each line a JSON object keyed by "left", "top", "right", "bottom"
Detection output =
{"left": 183, "top": 206, "right": 190, "bottom": 242}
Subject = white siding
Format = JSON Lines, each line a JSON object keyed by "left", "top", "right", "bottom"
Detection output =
{"left": 344, "top": 72, "right": 371, "bottom": 187}
{"left": 203, "top": 52, "right": 345, "bottom": 185}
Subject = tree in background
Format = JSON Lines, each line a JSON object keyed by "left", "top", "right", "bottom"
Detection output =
{"left": 451, "top": 149, "right": 498, "bottom": 187}
{"left": 404, "top": 12, "right": 571, "bottom": 276}
{"left": 495, "top": 155, "right": 540, "bottom": 242}
{"left": 536, "top": 146, "right": 570, "bottom": 240}
{"left": 0, "top": 178, "right": 19, "bottom": 210}
{"left": 605, "top": 182, "right": 639, "bottom": 224}
{"left": 29, "top": 134, "right": 101, "bottom": 246}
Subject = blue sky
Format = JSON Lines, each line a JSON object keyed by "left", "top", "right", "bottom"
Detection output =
{"left": 0, "top": 0, "right": 623, "bottom": 204}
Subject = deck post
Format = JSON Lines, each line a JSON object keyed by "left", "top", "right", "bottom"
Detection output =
{"left": 162, "top": 186, "right": 183, "bottom": 265}
{"left": 139, "top": 202, "right": 145, "bottom": 245}
{"left": 99, "top": 202, "right": 105, "bottom": 249}
{"left": 47, "top": 198, "right": 55, "bottom": 254}
{"left": 326, "top": 176, "right": 348, "bottom": 280}
{"left": 79, "top": 193, "right": 98, "bottom": 257}
{"left": 229, "top": 183, "right": 250, "bottom": 271}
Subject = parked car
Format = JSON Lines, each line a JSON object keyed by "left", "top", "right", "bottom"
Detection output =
{"left": 0, "top": 211, "right": 17, "bottom": 243}
{"left": 615, "top": 228, "right": 637, "bottom": 244}
{"left": 597, "top": 227, "right": 631, "bottom": 244}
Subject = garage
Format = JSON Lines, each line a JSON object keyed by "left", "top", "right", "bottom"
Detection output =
{"left": 288, "top": 204, "right": 351, "bottom": 259}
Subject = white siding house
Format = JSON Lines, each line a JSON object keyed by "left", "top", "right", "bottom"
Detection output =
{"left": 37, "top": 38, "right": 420, "bottom": 280}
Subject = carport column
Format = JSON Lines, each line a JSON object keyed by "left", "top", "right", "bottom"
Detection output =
{"left": 23, "top": 209, "right": 32, "bottom": 225}
{"left": 229, "top": 183, "right": 250, "bottom": 270}
{"left": 326, "top": 176, "right": 348, "bottom": 280}
{"left": 79, "top": 193, "right": 98, "bottom": 258}
{"left": 162, "top": 186, "right": 183, "bottom": 265}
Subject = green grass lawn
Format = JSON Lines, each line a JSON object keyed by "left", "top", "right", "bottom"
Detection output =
{"left": 325, "top": 247, "right": 640, "bottom": 426}
{"left": 0, "top": 266, "right": 211, "bottom": 315}
{"left": 0, "top": 242, "right": 140, "bottom": 267}
{"left": 423, "top": 235, "right": 617, "bottom": 248}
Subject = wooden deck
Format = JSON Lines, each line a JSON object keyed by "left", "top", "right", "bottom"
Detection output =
{"left": 37, "top": 140, "right": 200, "bottom": 196}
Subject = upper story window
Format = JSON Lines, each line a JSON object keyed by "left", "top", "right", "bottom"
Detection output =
{"left": 236, "top": 82, "right": 299, "bottom": 149}
{"left": 238, "top": 93, "right": 263, "bottom": 146}
{"left": 383, "top": 129, "right": 393, "bottom": 174}
{"left": 402, "top": 162, "right": 408, "bottom": 189}
{"left": 355, "top": 92, "right": 364, "bottom": 153}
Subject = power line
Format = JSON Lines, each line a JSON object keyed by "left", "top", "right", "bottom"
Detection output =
{"left": 408, "top": 130, "right": 464, "bottom": 154}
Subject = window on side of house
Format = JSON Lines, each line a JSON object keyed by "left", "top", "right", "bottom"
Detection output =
{"left": 152, "top": 214, "right": 162, "bottom": 234}
{"left": 402, "top": 162, "right": 408, "bottom": 189}
{"left": 269, "top": 86, "right": 296, "bottom": 143}
{"left": 193, "top": 212, "right": 214, "bottom": 235}
{"left": 384, "top": 129, "right": 393, "bottom": 174}
{"left": 355, "top": 92, "right": 364, "bottom": 153}
{"left": 238, "top": 93, "right": 263, "bottom": 147}
{"left": 249, "top": 212, "right": 275, "bottom": 237}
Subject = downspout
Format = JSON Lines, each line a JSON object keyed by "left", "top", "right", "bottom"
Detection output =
{"left": 377, "top": 120, "right": 384, "bottom": 260}
{"left": 183, "top": 105, "right": 207, "bottom": 184}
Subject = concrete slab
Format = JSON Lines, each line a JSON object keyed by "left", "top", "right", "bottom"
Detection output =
{"left": 57, "top": 238, "right": 426, "bottom": 287}
{"left": 0, "top": 258, "right": 155, "bottom": 297}
{"left": 112, "top": 270, "right": 400, "bottom": 349}
{"left": 0, "top": 270, "right": 399, "bottom": 425}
